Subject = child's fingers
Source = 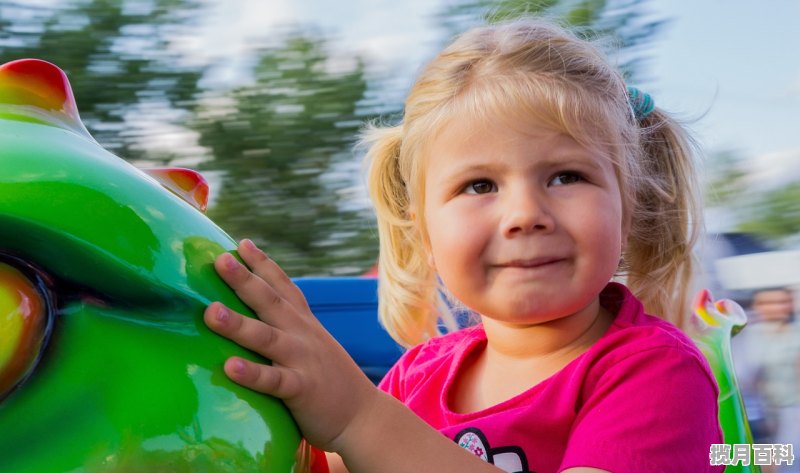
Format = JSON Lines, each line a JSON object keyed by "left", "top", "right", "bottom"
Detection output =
{"left": 214, "top": 252, "right": 290, "bottom": 328}
{"left": 223, "top": 356, "right": 303, "bottom": 400}
{"left": 237, "top": 239, "right": 311, "bottom": 312}
{"left": 204, "top": 302, "right": 293, "bottom": 362}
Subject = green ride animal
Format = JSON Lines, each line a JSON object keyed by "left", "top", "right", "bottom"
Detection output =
{"left": 0, "top": 59, "right": 309, "bottom": 473}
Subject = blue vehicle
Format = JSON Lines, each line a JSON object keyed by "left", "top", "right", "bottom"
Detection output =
{"left": 295, "top": 277, "right": 402, "bottom": 384}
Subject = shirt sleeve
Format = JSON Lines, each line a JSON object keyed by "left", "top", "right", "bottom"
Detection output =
{"left": 377, "top": 343, "right": 423, "bottom": 402}
{"left": 559, "top": 345, "right": 724, "bottom": 473}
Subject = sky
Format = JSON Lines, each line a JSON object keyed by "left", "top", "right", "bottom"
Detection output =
{"left": 647, "top": 0, "right": 800, "bottom": 189}
{"left": 194, "top": 0, "right": 800, "bottom": 190}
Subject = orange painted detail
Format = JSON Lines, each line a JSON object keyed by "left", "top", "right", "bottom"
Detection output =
{"left": 144, "top": 167, "right": 210, "bottom": 213}
{"left": 0, "top": 59, "right": 91, "bottom": 139}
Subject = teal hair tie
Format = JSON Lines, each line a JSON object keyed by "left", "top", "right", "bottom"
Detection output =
{"left": 627, "top": 86, "right": 655, "bottom": 120}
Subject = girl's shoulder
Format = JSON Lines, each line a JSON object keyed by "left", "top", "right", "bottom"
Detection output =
{"left": 378, "top": 325, "right": 485, "bottom": 398}
{"left": 401, "top": 324, "right": 486, "bottom": 368}
{"left": 595, "top": 282, "right": 712, "bottom": 373}
{"left": 602, "top": 282, "right": 699, "bottom": 345}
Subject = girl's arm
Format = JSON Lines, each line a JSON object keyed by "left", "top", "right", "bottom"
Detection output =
{"left": 203, "top": 240, "right": 503, "bottom": 473}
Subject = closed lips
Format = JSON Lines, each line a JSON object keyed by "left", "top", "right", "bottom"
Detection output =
{"left": 497, "top": 257, "right": 566, "bottom": 267}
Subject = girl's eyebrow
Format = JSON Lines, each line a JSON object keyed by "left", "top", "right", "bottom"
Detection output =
{"left": 445, "top": 162, "right": 501, "bottom": 174}
{"left": 444, "top": 154, "right": 604, "bottom": 176}
{"left": 435, "top": 162, "right": 506, "bottom": 185}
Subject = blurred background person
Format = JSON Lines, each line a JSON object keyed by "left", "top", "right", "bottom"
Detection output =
{"left": 734, "top": 287, "right": 799, "bottom": 472}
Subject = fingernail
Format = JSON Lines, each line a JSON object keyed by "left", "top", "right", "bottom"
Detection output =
{"left": 231, "top": 359, "right": 246, "bottom": 374}
{"left": 224, "top": 253, "right": 239, "bottom": 270}
{"left": 242, "top": 239, "right": 268, "bottom": 259}
{"left": 216, "top": 305, "right": 229, "bottom": 323}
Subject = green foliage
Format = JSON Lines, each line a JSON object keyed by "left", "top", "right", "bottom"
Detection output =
{"left": 705, "top": 149, "right": 800, "bottom": 246}
{"left": 191, "top": 33, "right": 378, "bottom": 275}
{"left": 738, "top": 182, "right": 800, "bottom": 243}
{"left": 0, "top": 0, "right": 205, "bottom": 160}
{"left": 704, "top": 150, "right": 750, "bottom": 207}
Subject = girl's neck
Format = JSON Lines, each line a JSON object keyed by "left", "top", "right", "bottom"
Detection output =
{"left": 449, "top": 298, "right": 614, "bottom": 414}
{"left": 480, "top": 297, "right": 613, "bottom": 362}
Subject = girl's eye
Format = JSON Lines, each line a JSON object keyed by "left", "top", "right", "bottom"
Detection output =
{"left": 463, "top": 179, "right": 497, "bottom": 195}
{"left": 550, "top": 172, "right": 584, "bottom": 186}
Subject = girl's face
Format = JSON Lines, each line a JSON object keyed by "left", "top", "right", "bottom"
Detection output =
{"left": 422, "top": 116, "right": 627, "bottom": 327}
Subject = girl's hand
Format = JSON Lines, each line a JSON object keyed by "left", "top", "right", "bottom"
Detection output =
{"left": 205, "top": 240, "right": 506, "bottom": 473}
{"left": 203, "top": 239, "right": 379, "bottom": 452}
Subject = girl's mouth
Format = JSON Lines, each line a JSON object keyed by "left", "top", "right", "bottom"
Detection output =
{"left": 497, "top": 257, "right": 566, "bottom": 268}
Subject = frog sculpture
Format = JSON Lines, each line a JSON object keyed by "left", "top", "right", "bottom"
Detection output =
{"left": 0, "top": 59, "right": 309, "bottom": 472}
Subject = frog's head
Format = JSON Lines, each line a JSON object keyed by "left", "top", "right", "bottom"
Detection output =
{"left": 0, "top": 59, "right": 305, "bottom": 472}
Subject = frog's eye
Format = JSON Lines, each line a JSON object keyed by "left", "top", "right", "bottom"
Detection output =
{"left": 0, "top": 256, "right": 55, "bottom": 400}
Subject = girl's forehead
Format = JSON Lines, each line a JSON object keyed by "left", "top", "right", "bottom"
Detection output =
{"left": 423, "top": 110, "right": 603, "bottom": 165}
{"left": 453, "top": 110, "right": 563, "bottom": 136}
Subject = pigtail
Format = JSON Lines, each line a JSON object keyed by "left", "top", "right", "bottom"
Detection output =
{"left": 362, "top": 124, "right": 439, "bottom": 347}
{"left": 622, "top": 109, "right": 703, "bottom": 329}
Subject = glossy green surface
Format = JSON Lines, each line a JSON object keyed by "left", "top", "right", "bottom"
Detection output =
{"left": 690, "top": 291, "right": 760, "bottom": 473}
{"left": 0, "top": 60, "right": 303, "bottom": 472}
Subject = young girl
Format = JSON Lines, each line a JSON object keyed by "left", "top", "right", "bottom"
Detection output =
{"left": 204, "top": 19, "right": 723, "bottom": 473}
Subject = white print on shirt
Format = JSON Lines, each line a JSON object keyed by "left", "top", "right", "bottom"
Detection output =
{"left": 454, "top": 427, "right": 535, "bottom": 473}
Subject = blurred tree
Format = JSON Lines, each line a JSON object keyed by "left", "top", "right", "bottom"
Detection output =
{"left": 0, "top": 0, "right": 379, "bottom": 275}
{"left": 738, "top": 183, "right": 800, "bottom": 245}
{"left": 191, "top": 33, "right": 378, "bottom": 275}
{"left": 704, "top": 150, "right": 800, "bottom": 245}
{"left": 437, "top": 0, "right": 666, "bottom": 82}
{"left": 704, "top": 149, "right": 750, "bottom": 207}
{"left": 0, "top": 0, "right": 205, "bottom": 161}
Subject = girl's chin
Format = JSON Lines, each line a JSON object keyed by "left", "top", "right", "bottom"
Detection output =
{"left": 474, "top": 293, "right": 600, "bottom": 326}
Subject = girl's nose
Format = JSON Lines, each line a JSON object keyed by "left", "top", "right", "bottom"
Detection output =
{"left": 500, "top": 188, "right": 555, "bottom": 237}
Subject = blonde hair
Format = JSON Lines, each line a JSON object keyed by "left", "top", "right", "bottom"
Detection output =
{"left": 363, "top": 19, "right": 702, "bottom": 347}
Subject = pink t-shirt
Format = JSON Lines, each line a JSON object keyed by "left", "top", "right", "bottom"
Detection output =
{"left": 379, "top": 283, "right": 724, "bottom": 473}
